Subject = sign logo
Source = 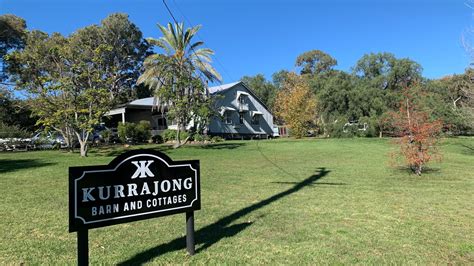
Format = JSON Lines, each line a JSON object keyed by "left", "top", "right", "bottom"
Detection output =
{"left": 131, "top": 160, "right": 155, "bottom": 178}
{"left": 69, "top": 149, "right": 200, "bottom": 232}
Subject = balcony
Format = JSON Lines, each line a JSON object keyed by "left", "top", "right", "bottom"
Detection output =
{"left": 238, "top": 103, "right": 249, "bottom": 112}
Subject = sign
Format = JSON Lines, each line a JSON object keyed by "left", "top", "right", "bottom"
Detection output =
{"left": 69, "top": 149, "right": 200, "bottom": 232}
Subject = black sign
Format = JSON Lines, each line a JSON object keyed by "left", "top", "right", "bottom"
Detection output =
{"left": 69, "top": 149, "right": 200, "bottom": 232}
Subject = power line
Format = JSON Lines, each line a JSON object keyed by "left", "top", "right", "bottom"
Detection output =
{"left": 162, "top": 0, "right": 217, "bottom": 87}
{"left": 168, "top": 0, "right": 235, "bottom": 83}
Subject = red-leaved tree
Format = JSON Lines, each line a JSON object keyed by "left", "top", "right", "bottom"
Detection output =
{"left": 391, "top": 87, "right": 443, "bottom": 175}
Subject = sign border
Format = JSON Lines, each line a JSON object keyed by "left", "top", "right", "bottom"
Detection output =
{"left": 69, "top": 149, "right": 200, "bottom": 232}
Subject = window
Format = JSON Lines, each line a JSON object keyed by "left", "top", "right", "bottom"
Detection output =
{"left": 251, "top": 114, "right": 260, "bottom": 125}
{"left": 224, "top": 111, "right": 232, "bottom": 124}
{"left": 239, "top": 95, "right": 246, "bottom": 104}
{"left": 239, "top": 113, "right": 244, "bottom": 124}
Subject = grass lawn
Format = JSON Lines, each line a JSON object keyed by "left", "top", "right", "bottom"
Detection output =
{"left": 0, "top": 138, "right": 473, "bottom": 264}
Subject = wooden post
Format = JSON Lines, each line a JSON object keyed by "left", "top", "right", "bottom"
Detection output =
{"left": 186, "top": 212, "right": 195, "bottom": 255}
{"left": 77, "top": 229, "right": 88, "bottom": 266}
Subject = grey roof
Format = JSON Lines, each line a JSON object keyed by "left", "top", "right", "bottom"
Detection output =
{"left": 124, "top": 81, "right": 242, "bottom": 107}
{"left": 207, "top": 81, "right": 241, "bottom": 94}
{"left": 128, "top": 97, "right": 155, "bottom": 106}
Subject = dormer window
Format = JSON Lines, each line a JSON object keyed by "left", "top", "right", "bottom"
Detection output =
{"left": 251, "top": 111, "right": 262, "bottom": 125}
{"left": 219, "top": 107, "right": 236, "bottom": 125}
{"left": 236, "top": 91, "right": 249, "bottom": 103}
{"left": 239, "top": 94, "right": 246, "bottom": 104}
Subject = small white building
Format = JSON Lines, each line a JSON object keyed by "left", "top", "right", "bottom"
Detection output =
{"left": 105, "top": 81, "right": 275, "bottom": 139}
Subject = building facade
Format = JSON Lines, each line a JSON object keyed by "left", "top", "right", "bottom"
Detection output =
{"left": 105, "top": 81, "right": 275, "bottom": 139}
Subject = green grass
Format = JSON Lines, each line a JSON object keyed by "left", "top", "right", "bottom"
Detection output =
{"left": 0, "top": 138, "right": 473, "bottom": 264}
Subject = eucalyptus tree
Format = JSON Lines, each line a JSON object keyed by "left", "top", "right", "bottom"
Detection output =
{"left": 295, "top": 50, "right": 337, "bottom": 76}
{"left": 138, "top": 22, "right": 221, "bottom": 146}
{"left": 353, "top": 52, "right": 422, "bottom": 90}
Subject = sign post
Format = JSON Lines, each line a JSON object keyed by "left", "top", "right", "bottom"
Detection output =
{"left": 186, "top": 211, "right": 195, "bottom": 255}
{"left": 69, "top": 149, "right": 200, "bottom": 264}
{"left": 77, "top": 230, "right": 88, "bottom": 266}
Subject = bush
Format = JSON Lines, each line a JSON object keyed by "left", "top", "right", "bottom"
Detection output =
{"left": 161, "top": 129, "right": 189, "bottom": 142}
{"left": 192, "top": 133, "right": 210, "bottom": 142}
{"left": 135, "top": 120, "right": 151, "bottom": 143}
{"left": 211, "top": 136, "right": 224, "bottom": 143}
{"left": 117, "top": 122, "right": 136, "bottom": 143}
{"left": 161, "top": 129, "right": 176, "bottom": 142}
{"left": 117, "top": 121, "right": 151, "bottom": 143}
{"left": 0, "top": 122, "right": 30, "bottom": 138}
{"left": 325, "top": 118, "right": 348, "bottom": 138}
{"left": 151, "top": 134, "right": 163, "bottom": 144}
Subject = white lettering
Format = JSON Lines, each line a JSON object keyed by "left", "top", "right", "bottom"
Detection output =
{"left": 161, "top": 180, "right": 171, "bottom": 192}
{"left": 183, "top": 177, "right": 193, "bottom": 190}
{"left": 172, "top": 179, "right": 182, "bottom": 191}
{"left": 114, "top": 185, "right": 125, "bottom": 198}
{"left": 98, "top": 186, "right": 111, "bottom": 200}
{"left": 140, "top": 182, "right": 151, "bottom": 195}
{"left": 127, "top": 183, "right": 138, "bottom": 197}
{"left": 82, "top": 188, "right": 95, "bottom": 202}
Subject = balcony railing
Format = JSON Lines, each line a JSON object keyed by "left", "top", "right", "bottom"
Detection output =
{"left": 238, "top": 103, "right": 249, "bottom": 112}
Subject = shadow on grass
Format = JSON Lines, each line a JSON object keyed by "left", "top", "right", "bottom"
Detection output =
{"left": 394, "top": 166, "right": 441, "bottom": 174}
{"left": 0, "top": 159, "right": 55, "bottom": 174}
{"left": 189, "top": 142, "right": 246, "bottom": 150}
{"left": 118, "top": 167, "right": 330, "bottom": 265}
{"left": 88, "top": 145, "right": 174, "bottom": 157}
{"left": 459, "top": 144, "right": 474, "bottom": 156}
{"left": 271, "top": 181, "right": 346, "bottom": 186}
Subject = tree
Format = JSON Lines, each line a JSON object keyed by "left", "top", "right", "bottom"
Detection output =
{"left": 7, "top": 30, "right": 112, "bottom": 156}
{"left": 138, "top": 22, "right": 221, "bottom": 147}
{"left": 7, "top": 14, "right": 148, "bottom": 156}
{"left": 0, "top": 14, "right": 26, "bottom": 82}
{"left": 272, "top": 70, "right": 290, "bottom": 89}
{"left": 0, "top": 86, "right": 36, "bottom": 131}
{"left": 353, "top": 52, "right": 422, "bottom": 90}
{"left": 274, "top": 73, "right": 317, "bottom": 138}
{"left": 391, "top": 86, "right": 443, "bottom": 175}
{"left": 241, "top": 74, "right": 278, "bottom": 110}
{"left": 69, "top": 13, "right": 150, "bottom": 103}
{"left": 295, "top": 50, "right": 337, "bottom": 75}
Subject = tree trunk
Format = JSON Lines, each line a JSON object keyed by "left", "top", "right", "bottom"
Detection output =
{"left": 75, "top": 131, "right": 89, "bottom": 157}
{"left": 379, "top": 131, "right": 383, "bottom": 138}
{"left": 176, "top": 126, "right": 181, "bottom": 146}
{"left": 79, "top": 141, "right": 88, "bottom": 157}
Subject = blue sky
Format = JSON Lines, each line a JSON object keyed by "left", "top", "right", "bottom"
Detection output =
{"left": 1, "top": 0, "right": 471, "bottom": 83}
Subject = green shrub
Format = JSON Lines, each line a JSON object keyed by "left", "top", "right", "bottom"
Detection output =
{"left": 161, "top": 129, "right": 189, "bottom": 142}
{"left": 117, "top": 121, "right": 151, "bottom": 143}
{"left": 0, "top": 122, "right": 30, "bottom": 138}
{"left": 192, "top": 133, "right": 202, "bottom": 142}
{"left": 117, "top": 122, "right": 136, "bottom": 143}
{"left": 151, "top": 134, "right": 163, "bottom": 144}
{"left": 161, "top": 129, "right": 176, "bottom": 142}
{"left": 135, "top": 120, "right": 151, "bottom": 143}
{"left": 358, "top": 116, "right": 377, "bottom": 137}
{"left": 211, "top": 136, "right": 224, "bottom": 143}
{"left": 325, "top": 118, "right": 349, "bottom": 138}
{"left": 101, "top": 129, "right": 112, "bottom": 144}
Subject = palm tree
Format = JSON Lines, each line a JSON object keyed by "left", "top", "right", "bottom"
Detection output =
{"left": 138, "top": 22, "right": 221, "bottom": 146}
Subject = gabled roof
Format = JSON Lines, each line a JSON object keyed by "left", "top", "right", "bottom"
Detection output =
{"left": 128, "top": 97, "right": 155, "bottom": 106}
{"left": 112, "top": 81, "right": 271, "bottom": 115}
{"left": 121, "top": 81, "right": 244, "bottom": 107}
{"left": 207, "top": 81, "right": 241, "bottom": 94}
